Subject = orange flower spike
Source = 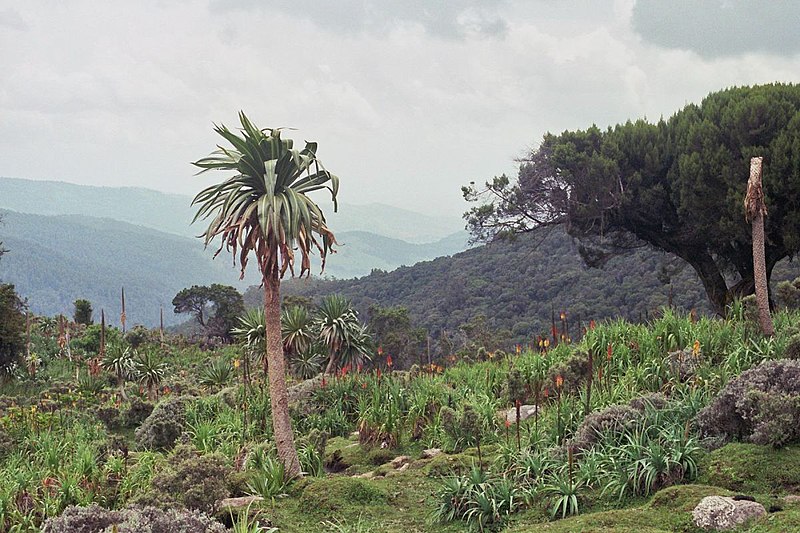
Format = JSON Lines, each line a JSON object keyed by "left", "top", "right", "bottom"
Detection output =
{"left": 692, "top": 340, "right": 701, "bottom": 357}
{"left": 377, "top": 346, "right": 384, "bottom": 357}
{"left": 555, "top": 374, "right": 564, "bottom": 389}
{"left": 505, "top": 419, "right": 511, "bottom": 428}
{"left": 386, "top": 355, "right": 393, "bottom": 368}
{"left": 607, "top": 343, "right": 613, "bottom": 362}
{"left": 589, "top": 319, "right": 596, "bottom": 330}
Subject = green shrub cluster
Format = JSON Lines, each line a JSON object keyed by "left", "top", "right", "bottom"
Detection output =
{"left": 697, "top": 359, "right": 800, "bottom": 447}
{"left": 135, "top": 396, "right": 190, "bottom": 451}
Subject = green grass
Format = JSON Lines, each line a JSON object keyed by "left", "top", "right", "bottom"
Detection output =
{"left": 699, "top": 443, "right": 800, "bottom": 494}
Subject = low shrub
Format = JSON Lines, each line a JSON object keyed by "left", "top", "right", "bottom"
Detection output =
{"left": 571, "top": 393, "right": 668, "bottom": 452}
{"left": 783, "top": 334, "right": 800, "bottom": 360}
{"left": 697, "top": 359, "right": 800, "bottom": 447}
{"left": 147, "top": 445, "right": 233, "bottom": 513}
{"left": 123, "top": 397, "right": 154, "bottom": 428}
{"left": 548, "top": 352, "right": 591, "bottom": 394}
{"left": 41, "top": 504, "right": 227, "bottom": 533}
{"left": 135, "top": 396, "right": 190, "bottom": 451}
{"left": 570, "top": 404, "right": 640, "bottom": 452}
{"left": 93, "top": 405, "right": 122, "bottom": 429}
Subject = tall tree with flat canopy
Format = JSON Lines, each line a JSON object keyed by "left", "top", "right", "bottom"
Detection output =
{"left": 464, "top": 84, "right": 800, "bottom": 315}
{"left": 192, "top": 112, "right": 339, "bottom": 477}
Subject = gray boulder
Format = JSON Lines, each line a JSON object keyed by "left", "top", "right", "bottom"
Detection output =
{"left": 692, "top": 495, "right": 766, "bottom": 530}
{"left": 499, "top": 405, "right": 539, "bottom": 424}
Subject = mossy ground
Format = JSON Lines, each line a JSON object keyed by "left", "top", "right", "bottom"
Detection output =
{"left": 251, "top": 438, "right": 800, "bottom": 532}
{"left": 698, "top": 443, "right": 800, "bottom": 495}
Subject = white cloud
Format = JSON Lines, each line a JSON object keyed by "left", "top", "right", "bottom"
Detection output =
{"left": 1, "top": 0, "right": 799, "bottom": 218}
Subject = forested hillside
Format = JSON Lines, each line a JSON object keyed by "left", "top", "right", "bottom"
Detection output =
{"left": 0, "top": 209, "right": 249, "bottom": 326}
{"left": 254, "top": 227, "right": 800, "bottom": 342}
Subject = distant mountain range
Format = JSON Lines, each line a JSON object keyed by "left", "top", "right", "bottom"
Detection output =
{"left": 0, "top": 177, "right": 468, "bottom": 326}
{"left": 0, "top": 177, "right": 463, "bottom": 243}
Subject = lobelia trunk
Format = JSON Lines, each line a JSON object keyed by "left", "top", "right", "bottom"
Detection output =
{"left": 746, "top": 156, "right": 774, "bottom": 336}
{"left": 264, "top": 269, "right": 302, "bottom": 477}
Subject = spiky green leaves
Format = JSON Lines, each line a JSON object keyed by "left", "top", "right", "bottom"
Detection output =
{"left": 192, "top": 112, "right": 339, "bottom": 281}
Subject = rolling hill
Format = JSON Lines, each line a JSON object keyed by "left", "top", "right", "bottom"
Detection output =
{"left": 0, "top": 178, "right": 473, "bottom": 325}
{"left": 0, "top": 177, "right": 464, "bottom": 243}
{"left": 259, "top": 227, "right": 800, "bottom": 343}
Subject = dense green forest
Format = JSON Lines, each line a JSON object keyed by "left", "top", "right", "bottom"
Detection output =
{"left": 256, "top": 226, "right": 800, "bottom": 344}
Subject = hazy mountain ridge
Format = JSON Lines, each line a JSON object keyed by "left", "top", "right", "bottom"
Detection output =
{"left": 0, "top": 177, "right": 464, "bottom": 243}
{"left": 0, "top": 208, "right": 247, "bottom": 326}
{"left": 0, "top": 179, "right": 470, "bottom": 324}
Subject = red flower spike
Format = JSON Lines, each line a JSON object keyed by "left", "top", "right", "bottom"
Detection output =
{"left": 386, "top": 355, "right": 393, "bottom": 368}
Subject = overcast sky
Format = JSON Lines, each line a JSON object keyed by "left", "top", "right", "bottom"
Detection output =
{"left": 2, "top": 0, "right": 800, "bottom": 217}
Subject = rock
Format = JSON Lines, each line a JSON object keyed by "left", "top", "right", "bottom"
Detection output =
{"left": 784, "top": 494, "right": 800, "bottom": 505}
{"left": 421, "top": 448, "right": 442, "bottom": 459}
{"left": 287, "top": 376, "right": 324, "bottom": 416}
{"left": 356, "top": 471, "right": 376, "bottom": 479}
{"left": 692, "top": 495, "right": 766, "bottom": 530}
{"left": 386, "top": 463, "right": 409, "bottom": 477}
{"left": 389, "top": 456, "right": 411, "bottom": 469}
{"left": 499, "top": 405, "right": 539, "bottom": 424}
{"left": 667, "top": 348, "right": 701, "bottom": 381}
{"left": 217, "top": 495, "right": 263, "bottom": 511}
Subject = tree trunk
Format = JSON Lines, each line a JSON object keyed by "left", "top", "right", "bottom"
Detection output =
{"left": 264, "top": 271, "right": 302, "bottom": 477}
{"left": 324, "top": 352, "right": 337, "bottom": 375}
{"left": 745, "top": 156, "right": 774, "bottom": 336}
{"left": 685, "top": 252, "right": 730, "bottom": 317}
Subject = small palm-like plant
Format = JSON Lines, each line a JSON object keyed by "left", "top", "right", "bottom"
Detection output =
{"left": 282, "top": 306, "right": 314, "bottom": 356}
{"left": 134, "top": 350, "right": 167, "bottom": 399}
{"left": 246, "top": 454, "right": 290, "bottom": 499}
{"left": 200, "top": 357, "right": 233, "bottom": 390}
{"left": 315, "top": 295, "right": 371, "bottom": 373}
{"left": 232, "top": 307, "right": 266, "bottom": 385}
{"left": 291, "top": 348, "right": 325, "bottom": 380}
{"left": 102, "top": 343, "right": 135, "bottom": 398}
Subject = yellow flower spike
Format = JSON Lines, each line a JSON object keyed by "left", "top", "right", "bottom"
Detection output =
{"left": 234, "top": 359, "right": 241, "bottom": 369}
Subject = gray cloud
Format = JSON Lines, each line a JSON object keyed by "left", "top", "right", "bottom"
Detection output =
{"left": 632, "top": 0, "right": 800, "bottom": 58}
{"left": 0, "top": 8, "right": 27, "bottom": 30}
{"left": 1, "top": 0, "right": 799, "bottom": 219}
{"left": 211, "top": 0, "right": 509, "bottom": 39}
